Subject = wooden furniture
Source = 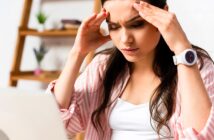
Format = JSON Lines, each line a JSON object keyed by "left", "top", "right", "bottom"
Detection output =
{"left": 9, "top": 0, "right": 101, "bottom": 87}
{"left": 10, "top": 1, "right": 101, "bottom": 139}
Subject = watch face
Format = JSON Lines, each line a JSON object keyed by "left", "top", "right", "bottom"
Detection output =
{"left": 185, "top": 51, "right": 195, "bottom": 63}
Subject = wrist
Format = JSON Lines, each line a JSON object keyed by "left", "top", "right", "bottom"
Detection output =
{"left": 173, "top": 43, "right": 192, "bottom": 55}
{"left": 69, "top": 47, "right": 88, "bottom": 60}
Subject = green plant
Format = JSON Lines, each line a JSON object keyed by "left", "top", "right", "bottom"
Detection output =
{"left": 36, "top": 11, "right": 47, "bottom": 24}
{"left": 33, "top": 43, "right": 47, "bottom": 68}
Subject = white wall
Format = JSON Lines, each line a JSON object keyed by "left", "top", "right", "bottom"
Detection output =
{"left": 0, "top": 0, "right": 24, "bottom": 88}
{"left": 0, "top": 0, "right": 213, "bottom": 89}
{"left": 167, "top": 0, "right": 214, "bottom": 58}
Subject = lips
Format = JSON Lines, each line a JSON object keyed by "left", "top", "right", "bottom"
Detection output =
{"left": 121, "top": 48, "right": 139, "bottom": 55}
{"left": 121, "top": 48, "right": 139, "bottom": 51}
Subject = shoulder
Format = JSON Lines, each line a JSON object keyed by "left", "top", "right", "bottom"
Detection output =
{"left": 83, "top": 53, "right": 111, "bottom": 79}
{"left": 90, "top": 53, "right": 111, "bottom": 65}
{"left": 87, "top": 53, "right": 111, "bottom": 72}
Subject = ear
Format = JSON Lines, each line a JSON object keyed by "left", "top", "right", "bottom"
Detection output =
{"left": 163, "top": 4, "right": 169, "bottom": 11}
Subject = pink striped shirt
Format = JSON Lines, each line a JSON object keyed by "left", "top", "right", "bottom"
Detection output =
{"left": 47, "top": 54, "right": 214, "bottom": 140}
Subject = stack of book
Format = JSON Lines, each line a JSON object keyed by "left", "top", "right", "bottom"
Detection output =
{"left": 61, "top": 19, "right": 82, "bottom": 30}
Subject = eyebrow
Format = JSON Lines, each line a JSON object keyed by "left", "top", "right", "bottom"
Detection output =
{"left": 106, "top": 15, "right": 142, "bottom": 24}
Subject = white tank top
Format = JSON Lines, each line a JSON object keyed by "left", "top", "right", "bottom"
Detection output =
{"left": 109, "top": 98, "right": 173, "bottom": 140}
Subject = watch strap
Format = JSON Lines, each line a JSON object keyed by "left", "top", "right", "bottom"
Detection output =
{"left": 173, "top": 49, "right": 197, "bottom": 66}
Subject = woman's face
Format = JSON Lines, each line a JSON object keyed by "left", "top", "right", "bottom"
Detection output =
{"left": 104, "top": 0, "right": 161, "bottom": 62}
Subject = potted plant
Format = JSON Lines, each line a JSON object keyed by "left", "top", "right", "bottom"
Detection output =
{"left": 36, "top": 11, "right": 47, "bottom": 32}
{"left": 33, "top": 43, "right": 48, "bottom": 75}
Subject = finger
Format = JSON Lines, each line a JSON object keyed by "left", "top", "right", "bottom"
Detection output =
{"left": 139, "top": 3, "right": 180, "bottom": 33}
{"left": 81, "top": 13, "right": 97, "bottom": 29}
{"left": 91, "top": 9, "right": 108, "bottom": 26}
{"left": 134, "top": 3, "right": 163, "bottom": 29}
{"left": 133, "top": 2, "right": 168, "bottom": 29}
{"left": 136, "top": 1, "right": 169, "bottom": 18}
{"left": 133, "top": 2, "right": 161, "bottom": 27}
{"left": 138, "top": 1, "right": 171, "bottom": 23}
{"left": 139, "top": 12, "right": 163, "bottom": 28}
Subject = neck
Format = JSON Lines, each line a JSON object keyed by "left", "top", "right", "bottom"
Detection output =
{"left": 131, "top": 50, "right": 155, "bottom": 75}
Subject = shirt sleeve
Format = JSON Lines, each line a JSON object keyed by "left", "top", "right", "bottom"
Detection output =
{"left": 174, "top": 58, "right": 214, "bottom": 140}
{"left": 46, "top": 54, "right": 108, "bottom": 135}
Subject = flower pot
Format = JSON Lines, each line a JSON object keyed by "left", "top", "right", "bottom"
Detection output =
{"left": 34, "top": 67, "right": 42, "bottom": 75}
{"left": 37, "top": 24, "right": 45, "bottom": 32}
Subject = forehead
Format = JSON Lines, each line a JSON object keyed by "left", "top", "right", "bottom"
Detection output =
{"left": 103, "top": 0, "right": 139, "bottom": 23}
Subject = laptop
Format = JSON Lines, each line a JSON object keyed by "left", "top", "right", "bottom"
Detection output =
{"left": 0, "top": 87, "right": 68, "bottom": 140}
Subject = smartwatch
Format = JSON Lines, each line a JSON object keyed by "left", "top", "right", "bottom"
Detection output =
{"left": 173, "top": 49, "right": 197, "bottom": 66}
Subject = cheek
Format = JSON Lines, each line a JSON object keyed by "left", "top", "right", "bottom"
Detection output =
{"left": 136, "top": 27, "right": 160, "bottom": 48}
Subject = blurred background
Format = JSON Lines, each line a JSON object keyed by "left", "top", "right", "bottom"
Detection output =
{"left": 0, "top": 0, "right": 213, "bottom": 90}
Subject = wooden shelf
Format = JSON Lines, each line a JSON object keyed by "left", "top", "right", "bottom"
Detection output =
{"left": 10, "top": 0, "right": 101, "bottom": 92}
{"left": 10, "top": 71, "right": 60, "bottom": 83}
{"left": 19, "top": 28, "right": 78, "bottom": 37}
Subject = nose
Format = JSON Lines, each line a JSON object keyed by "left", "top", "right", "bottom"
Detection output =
{"left": 120, "top": 29, "right": 133, "bottom": 45}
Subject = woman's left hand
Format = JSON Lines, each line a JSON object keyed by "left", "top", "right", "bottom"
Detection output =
{"left": 133, "top": 1, "right": 191, "bottom": 54}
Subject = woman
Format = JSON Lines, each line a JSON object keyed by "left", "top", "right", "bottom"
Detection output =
{"left": 47, "top": 0, "right": 214, "bottom": 139}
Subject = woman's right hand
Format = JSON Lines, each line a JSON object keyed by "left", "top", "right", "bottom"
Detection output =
{"left": 73, "top": 9, "right": 111, "bottom": 56}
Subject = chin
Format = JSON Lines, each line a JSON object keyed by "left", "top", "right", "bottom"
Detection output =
{"left": 123, "top": 55, "right": 141, "bottom": 63}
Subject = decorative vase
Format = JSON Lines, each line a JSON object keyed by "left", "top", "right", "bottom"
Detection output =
{"left": 37, "top": 24, "right": 45, "bottom": 32}
{"left": 34, "top": 67, "right": 42, "bottom": 75}
{"left": 34, "top": 62, "right": 42, "bottom": 75}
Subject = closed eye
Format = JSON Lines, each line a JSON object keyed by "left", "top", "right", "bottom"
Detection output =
{"left": 107, "top": 20, "right": 145, "bottom": 31}
{"left": 128, "top": 20, "right": 145, "bottom": 29}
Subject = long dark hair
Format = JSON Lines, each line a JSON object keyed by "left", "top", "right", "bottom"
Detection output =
{"left": 91, "top": 0, "right": 213, "bottom": 138}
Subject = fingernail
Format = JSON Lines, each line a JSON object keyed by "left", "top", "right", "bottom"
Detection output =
{"left": 104, "top": 11, "right": 108, "bottom": 17}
